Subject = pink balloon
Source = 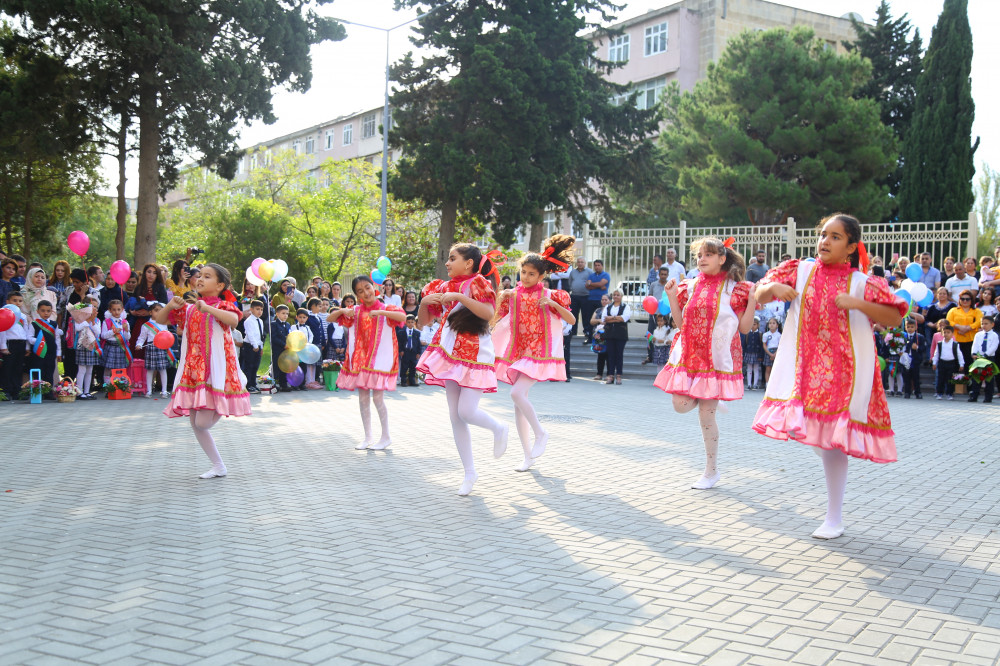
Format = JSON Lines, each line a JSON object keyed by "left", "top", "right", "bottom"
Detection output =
{"left": 110, "top": 260, "right": 131, "bottom": 285}
{"left": 67, "top": 231, "right": 90, "bottom": 257}
{"left": 250, "top": 257, "right": 266, "bottom": 278}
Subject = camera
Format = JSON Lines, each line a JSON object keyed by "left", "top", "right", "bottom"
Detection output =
{"left": 190, "top": 247, "right": 205, "bottom": 256}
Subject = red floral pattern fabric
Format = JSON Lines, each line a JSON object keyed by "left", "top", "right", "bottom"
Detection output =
{"left": 497, "top": 284, "right": 570, "bottom": 362}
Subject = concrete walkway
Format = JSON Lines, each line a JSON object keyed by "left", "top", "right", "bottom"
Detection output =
{"left": 1, "top": 378, "right": 999, "bottom": 664}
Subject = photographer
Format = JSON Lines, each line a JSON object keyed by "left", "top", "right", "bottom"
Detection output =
{"left": 271, "top": 278, "right": 302, "bottom": 313}
{"left": 164, "top": 248, "right": 204, "bottom": 297}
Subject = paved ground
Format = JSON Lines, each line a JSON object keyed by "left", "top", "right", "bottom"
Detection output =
{"left": 2, "top": 376, "right": 1000, "bottom": 665}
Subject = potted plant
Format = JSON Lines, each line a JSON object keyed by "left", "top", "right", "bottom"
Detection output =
{"left": 950, "top": 372, "right": 970, "bottom": 395}
{"left": 102, "top": 375, "right": 133, "bottom": 400}
{"left": 322, "top": 359, "right": 342, "bottom": 391}
{"left": 18, "top": 379, "right": 52, "bottom": 401}
{"left": 54, "top": 378, "right": 82, "bottom": 403}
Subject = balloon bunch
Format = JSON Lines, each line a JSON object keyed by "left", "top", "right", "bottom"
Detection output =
{"left": 0, "top": 304, "right": 23, "bottom": 332}
{"left": 894, "top": 272, "right": 934, "bottom": 313}
{"left": 276, "top": 332, "right": 322, "bottom": 388}
{"left": 245, "top": 258, "right": 289, "bottom": 287}
{"left": 370, "top": 256, "right": 392, "bottom": 285}
{"left": 642, "top": 292, "right": 671, "bottom": 317}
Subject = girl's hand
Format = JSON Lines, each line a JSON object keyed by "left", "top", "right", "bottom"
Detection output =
{"left": 422, "top": 293, "right": 443, "bottom": 307}
{"left": 664, "top": 279, "right": 678, "bottom": 297}
{"left": 168, "top": 295, "right": 185, "bottom": 310}
{"left": 835, "top": 293, "right": 862, "bottom": 311}
{"left": 368, "top": 310, "right": 383, "bottom": 319}
{"left": 195, "top": 300, "right": 210, "bottom": 313}
{"left": 771, "top": 284, "right": 798, "bottom": 302}
{"left": 499, "top": 289, "right": 515, "bottom": 301}
{"left": 441, "top": 292, "right": 462, "bottom": 306}
{"left": 537, "top": 296, "right": 554, "bottom": 307}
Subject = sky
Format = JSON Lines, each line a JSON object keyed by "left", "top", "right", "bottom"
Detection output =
{"left": 102, "top": 0, "right": 997, "bottom": 200}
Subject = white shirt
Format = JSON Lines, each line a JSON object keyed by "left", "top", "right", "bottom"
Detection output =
{"left": 135, "top": 320, "right": 167, "bottom": 349}
{"left": 762, "top": 330, "right": 782, "bottom": 350}
{"left": 383, "top": 294, "right": 402, "bottom": 308}
{"left": 663, "top": 260, "right": 685, "bottom": 283}
{"left": 972, "top": 329, "right": 999, "bottom": 358}
{"left": 945, "top": 275, "right": 979, "bottom": 302}
{"left": 0, "top": 319, "right": 31, "bottom": 348}
{"left": 243, "top": 313, "right": 264, "bottom": 350}
{"left": 289, "top": 322, "right": 313, "bottom": 344}
{"left": 934, "top": 339, "right": 964, "bottom": 365}
{"left": 419, "top": 322, "right": 439, "bottom": 345}
{"left": 651, "top": 325, "right": 670, "bottom": 346}
{"left": 601, "top": 302, "right": 632, "bottom": 324}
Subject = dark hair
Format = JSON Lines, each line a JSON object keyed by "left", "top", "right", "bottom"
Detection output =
{"left": 250, "top": 299, "right": 264, "bottom": 309}
{"left": 307, "top": 297, "right": 321, "bottom": 309}
{"left": 351, "top": 274, "right": 375, "bottom": 294}
{"left": 979, "top": 287, "right": 995, "bottom": 306}
{"left": 70, "top": 268, "right": 87, "bottom": 283}
{"left": 520, "top": 234, "right": 576, "bottom": 275}
{"left": 959, "top": 289, "right": 976, "bottom": 303}
{"left": 296, "top": 308, "right": 309, "bottom": 316}
{"left": 86, "top": 265, "right": 102, "bottom": 280}
{"left": 1, "top": 258, "right": 15, "bottom": 270}
{"left": 107, "top": 299, "right": 123, "bottom": 308}
{"left": 985, "top": 315, "right": 996, "bottom": 324}
{"left": 203, "top": 263, "right": 233, "bottom": 295}
{"left": 405, "top": 314, "right": 416, "bottom": 321}
{"left": 381, "top": 277, "right": 395, "bottom": 295}
{"left": 404, "top": 290, "right": 418, "bottom": 306}
{"left": 6, "top": 291, "right": 22, "bottom": 302}
{"left": 942, "top": 323, "right": 954, "bottom": 332}
{"left": 653, "top": 254, "right": 664, "bottom": 261}
{"left": 871, "top": 265, "right": 885, "bottom": 278}
{"left": 447, "top": 243, "right": 499, "bottom": 336}
{"left": 133, "top": 263, "right": 165, "bottom": 299}
{"left": 170, "top": 259, "right": 189, "bottom": 285}
{"left": 10, "top": 254, "right": 25, "bottom": 263}
{"left": 817, "top": 213, "right": 863, "bottom": 269}
{"left": 689, "top": 237, "right": 747, "bottom": 282}
{"left": 341, "top": 294, "right": 356, "bottom": 307}
{"left": 275, "top": 304, "right": 289, "bottom": 312}
{"left": 36, "top": 299, "right": 53, "bottom": 310}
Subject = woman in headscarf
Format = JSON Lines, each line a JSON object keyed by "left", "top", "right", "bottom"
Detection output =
{"left": 21, "top": 266, "right": 59, "bottom": 324}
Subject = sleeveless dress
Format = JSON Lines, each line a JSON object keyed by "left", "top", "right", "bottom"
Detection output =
{"left": 491, "top": 283, "right": 571, "bottom": 384}
{"left": 164, "top": 299, "right": 251, "bottom": 418}
{"left": 417, "top": 274, "right": 498, "bottom": 393}
{"left": 336, "top": 299, "right": 404, "bottom": 391}
{"left": 751, "top": 259, "right": 908, "bottom": 462}
{"left": 654, "top": 271, "right": 752, "bottom": 401}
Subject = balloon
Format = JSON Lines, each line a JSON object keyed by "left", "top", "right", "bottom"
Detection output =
{"left": 905, "top": 262, "right": 923, "bottom": 282}
{"left": 286, "top": 367, "right": 305, "bottom": 387}
{"left": 250, "top": 257, "right": 266, "bottom": 278}
{"left": 878, "top": 356, "right": 886, "bottom": 372}
{"left": 110, "top": 260, "right": 131, "bottom": 285}
{"left": 900, "top": 279, "right": 916, "bottom": 292}
{"left": 895, "top": 289, "right": 911, "bottom": 304}
{"left": 270, "top": 259, "right": 288, "bottom": 282}
{"left": 657, "top": 297, "right": 671, "bottom": 315}
{"left": 918, "top": 290, "right": 935, "bottom": 307}
{"left": 245, "top": 266, "right": 265, "bottom": 287}
{"left": 257, "top": 262, "right": 275, "bottom": 282}
{"left": 153, "top": 330, "right": 175, "bottom": 350}
{"left": 278, "top": 349, "right": 301, "bottom": 373}
{"left": 642, "top": 296, "right": 658, "bottom": 315}
{"left": 910, "top": 283, "right": 929, "bottom": 304}
{"left": 67, "top": 231, "right": 90, "bottom": 257}
{"left": 376, "top": 256, "right": 392, "bottom": 275}
{"left": 0, "top": 307, "right": 13, "bottom": 332}
{"left": 371, "top": 269, "right": 386, "bottom": 285}
{"left": 298, "top": 343, "right": 322, "bottom": 365}
{"left": 804, "top": 257, "right": 816, "bottom": 262}
{"left": 286, "top": 330, "right": 307, "bottom": 352}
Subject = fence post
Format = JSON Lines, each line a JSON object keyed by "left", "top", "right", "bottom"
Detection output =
{"left": 678, "top": 219, "right": 688, "bottom": 264}
{"left": 967, "top": 211, "right": 979, "bottom": 259}
{"left": 786, "top": 217, "right": 796, "bottom": 259}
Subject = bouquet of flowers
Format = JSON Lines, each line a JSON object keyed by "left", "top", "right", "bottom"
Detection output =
{"left": 54, "top": 378, "right": 82, "bottom": 398}
{"left": 950, "top": 372, "right": 970, "bottom": 386}
{"left": 102, "top": 376, "right": 132, "bottom": 393}
{"left": 18, "top": 379, "right": 52, "bottom": 400}
{"left": 969, "top": 358, "right": 999, "bottom": 385}
{"left": 68, "top": 302, "right": 93, "bottom": 324}
{"left": 884, "top": 328, "right": 906, "bottom": 357}
{"left": 322, "top": 359, "right": 342, "bottom": 371}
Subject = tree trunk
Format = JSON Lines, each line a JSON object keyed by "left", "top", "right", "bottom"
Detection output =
{"left": 115, "top": 112, "right": 129, "bottom": 261}
{"left": 23, "top": 162, "right": 33, "bottom": 261}
{"left": 134, "top": 82, "right": 160, "bottom": 266}
{"left": 436, "top": 199, "right": 457, "bottom": 279}
{"left": 527, "top": 218, "right": 545, "bottom": 252}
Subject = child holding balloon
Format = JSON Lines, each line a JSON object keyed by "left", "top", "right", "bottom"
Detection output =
{"left": 136, "top": 302, "right": 174, "bottom": 398}
{"left": 156, "top": 263, "right": 251, "bottom": 479}
{"left": 327, "top": 275, "right": 405, "bottom": 450}
{"left": 753, "top": 214, "right": 907, "bottom": 539}
{"left": 491, "top": 234, "right": 576, "bottom": 472}
{"left": 655, "top": 237, "right": 756, "bottom": 490}
{"left": 286, "top": 309, "right": 315, "bottom": 391}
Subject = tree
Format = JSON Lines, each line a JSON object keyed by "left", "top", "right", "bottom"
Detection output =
{"left": 843, "top": 0, "right": 922, "bottom": 219}
{"left": 0, "top": 0, "right": 346, "bottom": 266}
{"left": 656, "top": 27, "right": 896, "bottom": 226}
{"left": 898, "top": 0, "right": 977, "bottom": 222}
{"left": 975, "top": 163, "right": 999, "bottom": 256}
{"left": 389, "top": 0, "right": 657, "bottom": 275}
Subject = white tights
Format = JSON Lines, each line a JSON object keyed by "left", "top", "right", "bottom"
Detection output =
{"left": 673, "top": 395, "right": 720, "bottom": 477}
{"left": 445, "top": 380, "right": 503, "bottom": 480}
{"left": 510, "top": 374, "right": 548, "bottom": 461}
{"left": 190, "top": 410, "right": 225, "bottom": 471}
{"left": 358, "top": 388, "right": 390, "bottom": 446}
{"left": 820, "top": 448, "right": 848, "bottom": 530}
{"left": 76, "top": 365, "right": 94, "bottom": 395}
{"left": 146, "top": 368, "right": 168, "bottom": 394}
{"left": 746, "top": 363, "right": 761, "bottom": 388}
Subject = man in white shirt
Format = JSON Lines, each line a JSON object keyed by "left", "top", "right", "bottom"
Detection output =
{"left": 662, "top": 248, "right": 685, "bottom": 283}
{"left": 945, "top": 262, "right": 978, "bottom": 302}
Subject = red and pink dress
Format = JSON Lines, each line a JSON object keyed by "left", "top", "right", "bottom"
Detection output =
{"left": 654, "top": 272, "right": 752, "bottom": 401}
{"left": 164, "top": 299, "right": 251, "bottom": 418}
{"left": 491, "top": 283, "right": 571, "bottom": 384}
{"left": 417, "top": 274, "right": 498, "bottom": 393}
{"left": 751, "top": 260, "right": 908, "bottom": 462}
{"left": 336, "top": 299, "right": 405, "bottom": 392}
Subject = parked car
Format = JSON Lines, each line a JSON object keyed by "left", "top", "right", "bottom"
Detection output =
{"left": 617, "top": 280, "right": 650, "bottom": 323}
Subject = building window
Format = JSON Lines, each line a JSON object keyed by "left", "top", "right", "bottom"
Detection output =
{"left": 343, "top": 123, "right": 353, "bottom": 146}
{"left": 635, "top": 77, "right": 666, "bottom": 110}
{"left": 644, "top": 22, "right": 667, "bottom": 56}
{"left": 249, "top": 154, "right": 257, "bottom": 171}
{"left": 305, "top": 136, "right": 315, "bottom": 153}
{"left": 543, "top": 210, "right": 557, "bottom": 238}
{"left": 362, "top": 113, "right": 377, "bottom": 139}
{"left": 292, "top": 139, "right": 301, "bottom": 155}
{"left": 609, "top": 34, "right": 629, "bottom": 63}
{"left": 235, "top": 156, "right": 244, "bottom": 175}
{"left": 325, "top": 130, "right": 334, "bottom": 149}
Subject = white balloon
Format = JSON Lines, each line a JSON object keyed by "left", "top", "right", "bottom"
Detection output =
{"left": 910, "top": 283, "right": 929, "bottom": 302}
{"left": 271, "top": 259, "right": 289, "bottom": 282}
{"left": 245, "top": 266, "right": 265, "bottom": 287}
{"left": 900, "top": 278, "right": 916, "bottom": 292}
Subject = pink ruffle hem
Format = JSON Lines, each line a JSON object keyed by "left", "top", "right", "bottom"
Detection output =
{"left": 164, "top": 386, "right": 252, "bottom": 418}
{"left": 496, "top": 358, "right": 566, "bottom": 385}
{"left": 654, "top": 364, "right": 744, "bottom": 401}
{"left": 417, "top": 347, "right": 497, "bottom": 393}
{"left": 337, "top": 370, "right": 398, "bottom": 392}
{"left": 752, "top": 399, "right": 896, "bottom": 463}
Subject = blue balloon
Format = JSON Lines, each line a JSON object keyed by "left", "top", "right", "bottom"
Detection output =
{"left": 297, "top": 343, "right": 322, "bottom": 365}
{"left": 905, "top": 262, "right": 923, "bottom": 282}
{"left": 918, "top": 290, "right": 934, "bottom": 307}
{"left": 895, "top": 289, "right": 911, "bottom": 304}
{"left": 371, "top": 269, "right": 386, "bottom": 285}
{"left": 657, "top": 297, "right": 671, "bottom": 315}
{"left": 804, "top": 257, "right": 816, "bottom": 262}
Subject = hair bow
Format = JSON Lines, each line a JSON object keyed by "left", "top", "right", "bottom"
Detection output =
{"left": 722, "top": 237, "right": 736, "bottom": 249}
{"left": 857, "top": 241, "right": 870, "bottom": 273}
{"left": 222, "top": 289, "right": 237, "bottom": 304}
{"left": 478, "top": 249, "right": 506, "bottom": 281}
{"left": 541, "top": 246, "right": 569, "bottom": 270}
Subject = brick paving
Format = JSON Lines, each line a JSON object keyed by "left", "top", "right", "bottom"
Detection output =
{"left": 1, "top": 378, "right": 999, "bottom": 665}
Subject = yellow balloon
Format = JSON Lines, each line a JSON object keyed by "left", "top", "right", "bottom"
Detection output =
{"left": 258, "top": 261, "right": 275, "bottom": 281}
{"left": 277, "top": 350, "right": 300, "bottom": 373}
{"left": 286, "top": 330, "right": 307, "bottom": 352}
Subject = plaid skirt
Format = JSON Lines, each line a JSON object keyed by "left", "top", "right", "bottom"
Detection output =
{"left": 76, "top": 347, "right": 102, "bottom": 366}
{"left": 144, "top": 346, "right": 172, "bottom": 370}
{"left": 102, "top": 342, "right": 131, "bottom": 369}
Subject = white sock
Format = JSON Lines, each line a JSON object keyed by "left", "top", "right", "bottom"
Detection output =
{"left": 158, "top": 369, "right": 168, "bottom": 393}
{"left": 456, "top": 385, "right": 506, "bottom": 458}
{"left": 514, "top": 458, "right": 535, "bottom": 472}
{"left": 446, "top": 382, "right": 476, "bottom": 480}
{"left": 76, "top": 365, "right": 93, "bottom": 395}
{"left": 146, "top": 369, "right": 154, "bottom": 394}
{"left": 190, "top": 410, "right": 226, "bottom": 476}
{"left": 813, "top": 448, "right": 848, "bottom": 538}
{"left": 510, "top": 375, "right": 548, "bottom": 458}
{"left": 370, "top": 390, "right": 391, "bottom": 449}
{"left": 357, "top": 389, "right": 374, "bottom": 448}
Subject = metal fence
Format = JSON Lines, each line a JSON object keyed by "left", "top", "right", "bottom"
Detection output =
{"left": 580, "top": 214, "right": 979, "bottom": 291}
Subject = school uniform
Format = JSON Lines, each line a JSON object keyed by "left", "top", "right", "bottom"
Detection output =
{"left": 396, "top": 326, "right": 423, "bottom": 386}
{"left": 28, "top": 317, "right": 62, "bottom": 393}
{"left": 969, "top": 328, "right": 999, "bottom": 402}
{"left": 270, "top": 318, "right": 291, "bottom": 389}
{"left": 100, "top": 315, "right": 132, "bottom": 370}
{"left": 901, "top": 330, "right": 927, "bottom": 398}
{"left": 934, "top": 339, "right": 965, "bottom": 397}
{"left": 239, "top": 313, "right": 265, "bottom": 390}
{"left": 0, "top": 314, "right": 31, "bottom": 399}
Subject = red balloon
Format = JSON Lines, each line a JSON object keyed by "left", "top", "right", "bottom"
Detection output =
{"left": 153, "top": 330, "right": 175, "bottom": 350}
{"left": 642, "top": 296, "right": 658, "bottom": 315}
{"left": 0, "top": 308, "right": 14, "bottom": 333}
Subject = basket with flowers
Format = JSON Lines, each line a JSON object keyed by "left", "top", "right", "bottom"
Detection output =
{"left": 102, "top": 375, "right": 133, "bottom": 400}
{"left": 54, "top": 378, "right": 82, "bottom": 403}
{"left": 322, "top": 359, "right": 342, "bottom": 391}
{"left": 18, "top": 379, "right": 52, "bottom": 401}
{"left": 258, "top": 373, "right": 275, "bottom": 393}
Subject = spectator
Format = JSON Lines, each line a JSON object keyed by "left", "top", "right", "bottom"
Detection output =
{"left": 600, "top": 289, "right": 630, "bottom": 385}
{"left": 924, "top": 287, "right": 956, "bottom": 347}
{"left": 662, "top": 248, "right": 685, "bottom": 282}
{"left": 979, "top": 256, "right": 999, "bottom": 289}
{"left": 895, "top": 255, "right": 910, "bottom": 276}
{"left": 330, "top": 281, "right": 342, "bottom": 305}
{"left": 20, "top": 266, "right": 58, "bottom": 324}
{"left": 402, "top": 290, "right": 419, "bottom": 318}
{"left": 780, "top": 253, "right": 792, "bottom": 262}
{"left": 86, "top": 265, "right": 104, "bottom": 292}
{"left": 761, "top": 317, "right": 782, "bottom": 385}
{"left": 271, "top": 278, "right": 300, "bottom": 312}
{"left": 9, "top": 254, "right": 26, "bottom": 287}
{"left": 589, "top": 293, "right": 610, "bottom": 381}
{"left": 584, "top": 259, "right": 610, "bottom": 343}
{"left": 915, "top": 252, "right": 941, "bottom": 291}
{"left": 979, "top": 287, "right": 998, "bottom": 319}
{"left": 645, "top": 254, "right": 664, "bottom": 288}
{"left": 567, "top": 257, "right": 593, "bottom": 339}
{"left": 165, "top": 259, "right": 189, "bottom": 295}
{"left": 746, "top": 250, "right": 769, "bottom": 283}
{"left": 643, "top": 266, "right": 670, "bottom": 365}
{"left": 549, "top": 264, "right": 571, "bottom": 292}
{"left": 501, "top": 275, "right": 513, "bottom": 290}
{"left": 0, "top": 258, "right": 19, "bottom": 305}
{"left": 946, "top": 289, "right": 982, "bottom": 373}
{"left": 942, "top": 256, "right": 956, "bottom": 282}
{"left": 381, "top": 278, "right": 402, "bottom": 307}
{"left": 965, "top": 257, "right": 980, "bottom": 281}
{"left": 969, "top": 316, "right": 998, "bottom": 403}
{"left": 945, "top": 261, "right": 978, "bottom": 302}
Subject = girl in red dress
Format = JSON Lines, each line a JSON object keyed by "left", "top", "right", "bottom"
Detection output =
{"left": 155, "top": 264, "right": 251, "bottom": 479}
{"left": 418, "top": 244, "right": 510, "bottom": 496}
{"left": 753, "top": 214, "right": 907, "bottom": 539}
{"left": 656, "top": 237, "right": 757, "bottom": 490}
{"left": 492, "top": 235, "right": 576, "bottom": 472}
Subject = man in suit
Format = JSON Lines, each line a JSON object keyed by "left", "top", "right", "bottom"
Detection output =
{"left": 397, "top": 314, "right": 423, "bottom": 386}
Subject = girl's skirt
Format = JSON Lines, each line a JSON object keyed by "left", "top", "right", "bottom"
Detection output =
{"left": 102, "top": 342, "right": 130, "bottom": 369}
{"left": 76, "top": 347, "right": 101, "bottom": 367}
{"left": 145, "top": 346, "right": 172, "bottom": 370}
{"left": 762, "top": 347, "right": 777, "bottom": 367}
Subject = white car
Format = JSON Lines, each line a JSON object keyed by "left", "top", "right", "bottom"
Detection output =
{"left": 617, "top": 280, "right": 650, "bottom": 323}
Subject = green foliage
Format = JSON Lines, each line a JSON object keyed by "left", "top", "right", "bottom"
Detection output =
{"left": 655, "top": 27, "right": 896, "bottom": 226}
{"left": 33, "top": 195, "right": 133, "bottom": 271}
{"left": 843, "top": 0, "right": 923, "bottom": 218}
{"left": 898, "top": 0, "right": 977, "bottom": 222}
{"left": 975, "top": 163, "right": 999, "bottom": 256}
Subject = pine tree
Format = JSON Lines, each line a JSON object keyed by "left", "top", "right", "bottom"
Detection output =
{"left": 843, "top": 0, "right": 922, "bottom": 219}
{"left": 898, "top": 0, "right": 978, "bottom": 222}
